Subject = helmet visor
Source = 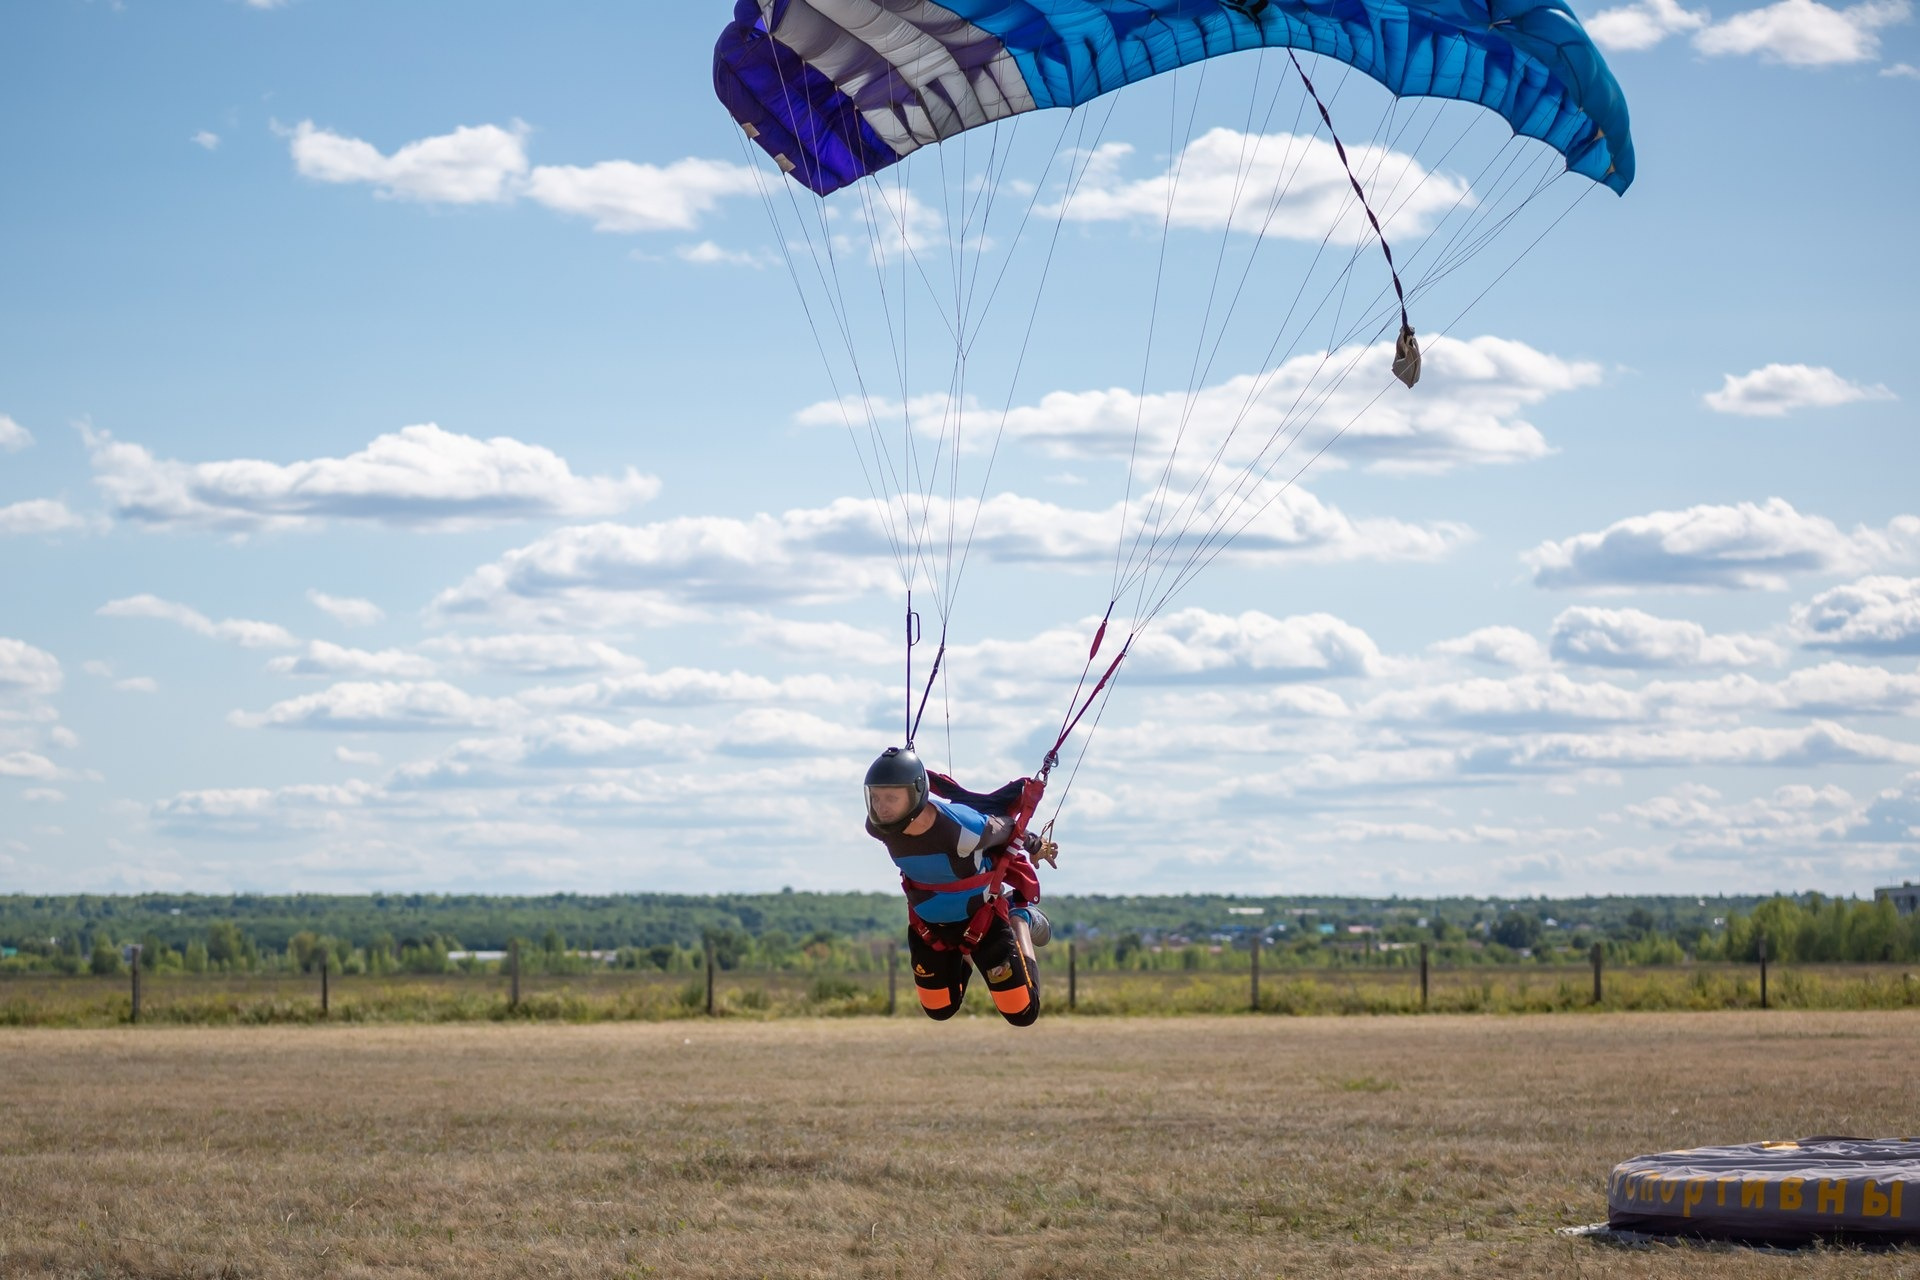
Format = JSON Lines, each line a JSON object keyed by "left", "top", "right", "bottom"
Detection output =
{"left": 865, "top": 784, "right": 918, "bottom": 827}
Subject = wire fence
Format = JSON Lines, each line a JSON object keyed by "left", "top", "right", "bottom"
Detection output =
{"left": 3, "top": 941, "right": 1915, "bottom": 1026}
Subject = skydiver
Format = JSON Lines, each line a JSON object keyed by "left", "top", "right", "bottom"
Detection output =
{"left": 863, "top": 746, "right": 1055, "bottom": 1026}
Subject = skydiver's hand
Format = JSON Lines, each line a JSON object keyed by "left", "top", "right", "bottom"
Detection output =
{"left": 1022, "top": 832, "right": 1060, "bottom": 868}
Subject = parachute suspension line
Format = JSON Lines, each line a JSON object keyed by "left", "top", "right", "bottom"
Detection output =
{"left": 1108, "top": 76, "right": 1336, "bottom": 608}
{"left": 1127, "top": 84, "right": 1497, "bottom": 621}
{"left": 733, "top": 128, "right": 913, "bottom": 591}
{"left": 1285, "top": 51, "right": 1420, "bottom": 390}
{"left": 1140, "top": 180, "right": 1591, "bottom": 634}
{"left": 1108, "top": 63, "right": 1372, "bottom": 608}
{"left": 851, "top": 174, "right": 926, "bottom": 605}
{"left": 947, "top": 97, "right": 1118, "bottom": 606}
{"left": 942, "top": 115, "right": 1022, "bottom": 616}
{"left": 1043, "top": 632, "right": 1133, "bottom": 777}
{"left": 1043, "top": 650, "right": 1128, "bottom": 832}
{"left": 1121, "top": 62, "right": 1413, "bottom": 614}
{"left": 1171, "top": 59, "right": 1316, "bottom": 420}
{"left": 1111, "top": 61, "right": 1208, "bottom": 604}
{"left": 1118, "top": 51, "right": 1292, "bottom": 622}
{"left": 798, "top": 177, "right": 929, "bottom": 602}
{"left": 1144, "top": 180, "right": 1599, "bottom": 623}
{"left": 1408, "top": 155, "right": 1567, "bottom": 306}
{"left": 760, "top": 45, "right": 922, "bottom": 594}
{"left": 908, "top": 621, "right": 947, "bottom": 750}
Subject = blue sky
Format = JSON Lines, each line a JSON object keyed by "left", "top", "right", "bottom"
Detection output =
{"left": 1, "top": 0, "right": 1916, "bottom": 898}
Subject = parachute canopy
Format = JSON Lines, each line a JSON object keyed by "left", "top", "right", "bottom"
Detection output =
{"left": 714, "top": 0, "right": 1634, "bottom": 197}
{"left": 1609, "top": 1138, "right": 1920, "bottom": 1244}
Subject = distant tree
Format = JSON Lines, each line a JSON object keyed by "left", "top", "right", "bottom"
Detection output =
{"left": 205, "top": 921, "right": 257, "bottom": 970}
{"left": 1621, "top": 907, "right": 1657, "bottom": 940}
{"left": 1492, "top": 913, "right": 1543, "bottom": 951}
{"left": 90, "top": 937, "right": 123, "bottom": 976}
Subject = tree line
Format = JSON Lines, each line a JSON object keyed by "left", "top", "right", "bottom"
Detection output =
{"left": 2, "top": 890, "right": 1912, "bottom": 975}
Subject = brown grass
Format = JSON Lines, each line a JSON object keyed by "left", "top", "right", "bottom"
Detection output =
{"left": 1, "top": 1012, "right": 1915, "bottom": 1278}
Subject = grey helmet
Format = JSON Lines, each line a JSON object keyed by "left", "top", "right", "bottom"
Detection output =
{"left": 863, "top": 746, "right": 928, "bottom": 833}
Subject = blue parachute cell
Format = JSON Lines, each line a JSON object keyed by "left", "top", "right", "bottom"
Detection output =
{"left": 714, "top": 0, "right": 1634, "bottom": 198}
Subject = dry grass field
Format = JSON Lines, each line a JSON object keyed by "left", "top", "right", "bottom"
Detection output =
{"left": 1, "top": 1012, "right": 1915, "bottom": 1279}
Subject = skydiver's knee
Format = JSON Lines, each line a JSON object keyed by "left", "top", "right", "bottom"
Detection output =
{"left": 991, "top": 984, "right": 1038, "bottom": 1026}
{"left": 917, "top": 985, "right": 962, "bottom": 1020}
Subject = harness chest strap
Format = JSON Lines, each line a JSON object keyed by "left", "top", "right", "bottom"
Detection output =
{"left": 901, "top": 774, "right": 1049, "bottom": 954}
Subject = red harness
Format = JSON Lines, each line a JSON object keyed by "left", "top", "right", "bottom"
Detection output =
{"left": 899, "top": 772, "right": 1046, "bottom": 955}
{"left": 891, "top": 608, "right": 1130, "bottom": 956}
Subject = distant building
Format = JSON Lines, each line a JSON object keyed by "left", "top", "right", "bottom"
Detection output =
{"left": 1876, "top": 883, "right": 1920, "bottom": 917}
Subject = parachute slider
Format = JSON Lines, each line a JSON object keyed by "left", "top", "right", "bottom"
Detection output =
{"left": 1393, "top": 322, "right": 1422, "bottom": 388}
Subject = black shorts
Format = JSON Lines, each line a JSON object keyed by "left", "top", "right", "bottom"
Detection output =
{"left": 907, "top": 914, "right": 1039, "bottom": 1027}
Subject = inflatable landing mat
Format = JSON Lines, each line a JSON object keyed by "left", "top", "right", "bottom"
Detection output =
{"left": 1609, "top": 1138, "right": 1918, "bottom": 1244}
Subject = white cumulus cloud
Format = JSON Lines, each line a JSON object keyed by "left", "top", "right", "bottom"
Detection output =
{"left": 234, "top": 681, "right": 516, "bottom": 732}
{"left": 1431, "top": 626, "right": 1548, "bottom": 669}
{"left": 286, "top": 119, "right": 761, "bottom": 234}
{"left": 307, "top": 590, "right": 384, "bottom": 627}
{"left": 433, "top": 492, "right": 1464, "bottom": 625}
{"left": 425, "top": 634, "right": 643, "bottom": 677}
{"left": 1793, "top": 576, "right": 1920, "bottom": 653}
{"left": 191, "top": 130, "right": 221, "bottom": 150}
{"left": 675, "top": 240, "right": 773, "bottom": 267}
{"left": 1694, "top": 0, "right": 1912, "bottom": 67}
{"left": 0, "top": 751, "right": 61, "bottom": 781}
{"left": 267, "top": 642, "right": 439, "bottom": 679}
{"left": 98, "top": 595, "right": 297, "bottom": 649}
{"left": 1055, "top": 129, "right": 1470, "bottom": 244}
{"left": 1549, "top": 606, "right": 1785, "bottom": 668}
{"left": 1585, "top": 0, "right": 1710, "bottom": 50}
{"left": 0, "top": 500, "right": 90, "bottom": 535}
{"left": 88, "top": 422, "right": 659, "bottom": 532}
{"left": 1525, "top": 498, "right": 1903, "bottom": 591}
{"left": 811, "top": 335, "right": 1597, "bottom": 479}
{"left": 0, "top": 640, "right": 63, "bottom": 698}
{"left": 1367, "top": 673, "right": 1644, "bottom": 731}
{"left": 1703, "top": 363, "right": 1895, "bottom": 416}
{"left": 525, "top": 159, "right": 762, "bottom": 232}
{"left": 1843, "top": 773, "right": 1920, "bottom": 842}
{"left": 0, "top": 415, "right": 33, "bottom": 451}
{"left": 152, "top": 782, "right": 373, "bottom": 839}
{"left": 1480, "top": 720, "right": 1920, "bottom": 771}
{"left": 522, "top": 668, "right": 876, "bottom": 711}
{"left": 289, "top": 120, "right": 530, "bottom": 203}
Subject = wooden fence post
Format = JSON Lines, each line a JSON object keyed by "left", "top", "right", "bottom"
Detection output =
{"left": 1590, "top": 942, "right": 1604, "bottom": 1005}
{"left": 1250, "top": 930, "right": 1262, "bottom": 1013}
{"left": 1419, "top": 942, "right": 1429, "bottom": 1011}
{"left": 705, "top": 937, "right": 717, "bottom": 1017}
{"left": 887, "top": 941, "right": 898, "bottom": 1016}
{"left": 1758, "top": 934, "right": 1769, "bottom": 1010}
{"left": 129, "top": 945, "right": 142, "bottom": 1025}
{"left": 1068, "top": 940, "right": 1077, "bottom": 1012}
{"left": 509, "top": 939, "right": 521, "bottom": 1012}
{"left": 320, "top": 953, "right": 330, "bottom": 1017}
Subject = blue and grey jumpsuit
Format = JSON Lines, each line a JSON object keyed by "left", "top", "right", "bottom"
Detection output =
{"left": 866, "top": 796, "right": 1040, "bottom": 1026}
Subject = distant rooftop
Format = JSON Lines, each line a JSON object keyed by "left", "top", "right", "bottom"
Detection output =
{"left": 1874, "top": 884, "right": 1919, "bottom": 916}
